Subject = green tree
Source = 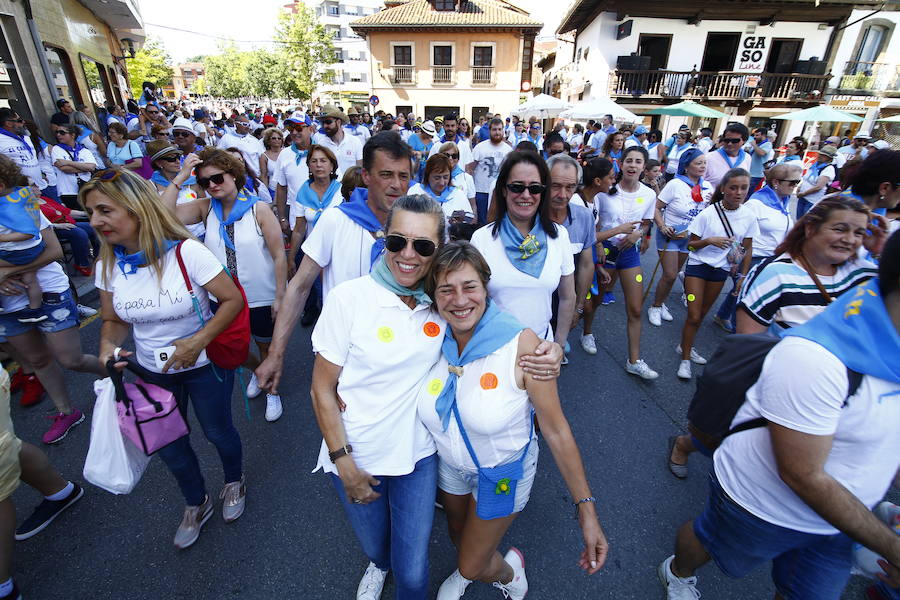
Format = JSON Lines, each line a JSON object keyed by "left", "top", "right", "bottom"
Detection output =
{"left": 245, "top": 49, "right": 281, "bottom": 100}
{"left": 203, "top": 42, "right": 252, "bottom": 98}
{"left": 192, "top": 75, "right": 207, "bottom": 96}
{"left": 125, "top": 37, "right": 174, "bottom": 98}
{"left": 273, "top": 6, "right": 334, "bottom": 100}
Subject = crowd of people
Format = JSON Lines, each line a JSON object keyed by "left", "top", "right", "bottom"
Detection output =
{"left": 0, "top": 93, "right": 897, "bottom": 600}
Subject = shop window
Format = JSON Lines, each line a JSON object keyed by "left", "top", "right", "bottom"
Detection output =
{"left": 79, "top": 55, "right": 111, "bottom": 108}
{"left": 44, "top": 46, "right": 81, "bottom": 104}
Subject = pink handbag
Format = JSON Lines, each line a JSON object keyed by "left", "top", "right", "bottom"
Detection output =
{"left": 106, "top": 357, "right": 189, "bottom": 456}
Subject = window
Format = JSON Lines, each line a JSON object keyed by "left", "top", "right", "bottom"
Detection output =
{"left": 701, "top": 33, "right": 740, "bottom": 71}
{"left": 44, "top": 46, "right": 80, "bottom": 104}
{"left": 432, "top": 45, "right": 452, "bottom": 66}
{"left": 576, "top": 48, "right": 582, "bottom": 62}
{"left": 393, "top": 44, "right": 413, "bottom": 66}
{"left": 637, "top": 34, "right": 672, "bottom": 70}
{"left": 396, "top": 105, "right": 413, "bottom": 116}
{"left": 472, "top": 45, "right": 493, "bottom": 66}
{"left": 433, "top": 0, "right": 455, "bottom": 10}
{"left": 79, "top": 55, "right": 111, "bottom": 106}
{"left": 328, "top": 4, "right": 340, "bottom": 15}
{"left": 334, "top": 49, "right": 344, "bottom": 63}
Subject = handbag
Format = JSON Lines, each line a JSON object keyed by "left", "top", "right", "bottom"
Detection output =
{"left": 174, "top": 240, "right": 250, "bottom": 370}
{"left": 714, "top": 203, "right": 745, "bottom": 275}
{"left": 106, "top": 357, "right": 189, "bottom": 456}
{"left": 452, "top": 403, "right": 534, "bottom": 520}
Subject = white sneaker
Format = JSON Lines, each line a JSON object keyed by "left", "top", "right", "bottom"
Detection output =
{"left": 681, "top": 293, "right": 688, "bottom": 308}
{"left": 677, "top": 360, "right": 692, "bottom": 380}
{"left": 648, "top": 306, "right": 662, "bottom": 327}
{"left": 660, "top": 303, "right": 674, "bottom": 321}
{"left": 357, "top": 562, "right": 388, "bottom": 600}
{"left": 246, "top": 373, "right": 261, "bottom": 398}
{"left": 658, "top": 555, "right": 701, "bottom": 600}
{"left": 76, "top": 304, "right": 98, "bottom": 319}
{"left": 437, "top": 569, "right": 472, "bottom": 600}
{"left": 493, "top": 548, "right": 527, "bottom": 600}
{"left": 676, "top": 345, "right": 707, "bottom": 365}
{"left": 625, "top": 359, "right": 659, "bottom": 380}
{"left": 265, "top": 394, "right": 283, "bottom": 422}
{"left": 580, "top": 333, "right": 597, "bottom": 355}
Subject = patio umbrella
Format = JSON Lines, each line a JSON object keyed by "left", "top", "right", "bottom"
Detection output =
{"left": 877, "top": 115, "right": 900, "bottom": 123}
{"left": 511, "top": 94, "right": 572, "bottom": 119}
{"left": 771, "top": 106, "right": 864, "bottom": 123}
{"left": 646, "top": 101, "right": 729, "bottom": 119}
{"left": 559, "top": 98, "right": 640, "bottom": 123}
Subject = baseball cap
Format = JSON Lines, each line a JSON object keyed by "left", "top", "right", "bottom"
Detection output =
{"left": 824, "top": 136, "right": 841, "bottom": 145}
{"left": 56, "top": 98, "right": 70, "bottom": 108}
{"left": 635, "top": 125, "right": 649, "bottom": 135}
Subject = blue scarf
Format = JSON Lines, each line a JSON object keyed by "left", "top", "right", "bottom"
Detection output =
{"left": 811, "top": 162, "right": 833, "bottom": 178}
{"left": 76, "top": 128, "right": 93, "bottom": 143}
{"left": 752, "top": 185, "right": 790, "bottom": 216}
{"left": 290, "top": 143, "right": 308, "bottom": 166}
{"left": 423, "top": 184, "right": 454, "bottom": 203}
{"left": 717, "top": 147, "right": 743, "bottom": 170}
{"left": 609, "top": 149, "right": 623, "bottom": 174}
{"left": 0, "top": 187, "right": 40, "bottom": 238}
{"left": 510, "top": 131, "right": 523, "bottom": 146}
{"left": 370, "top": 255, "right": 431, "bottom": 305}
{"left": 648, "top": 142, "right": 659, "bottom": 151}
{"left": 668, "top": 141, "right": 689, "bottom": 158}
{"left": 150, "top": 170, "right": 171, "bottom": 188}
{"left": 451, "top": 165, "right": 463, "bottom": 179}
{"left": 783, "top": 155, "right": 801, "bottom": 162}
{"left": 211, "top": 189, "right": 259, "bottom": 250}
{"left": 337, "top": 188, "right": 385, "bottom": 269}
{"left": 56, "top": 142, "right": 85, "bottom": 160}
{"left": 498, "top": 214, "right": 547, "bottom": 278}
{"left": 786, "top": 279, "right": 900, "bottom": 383}
{"left": 296, "top": 179, "right": 340, "bottom": 226}
{"left": 113, "top": 239, "right": 178, "bottom": 277}
{"left": 0, "top": 128, "right": 32, "bottom": 157}
{"left": 434, "top": 300, "right": 524, "bottom": 430}
{"left": 126, "top": 112, "right": 139, "bottom": 122}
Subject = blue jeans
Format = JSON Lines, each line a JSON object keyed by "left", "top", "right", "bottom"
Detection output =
{"left": 330, "top": 454, "right": 438, "bottom": 599}
{"left": 142, "top": 364, "right": 242, "bottom": 506}
{"left": 55, "top": 222, "right": 99, "bottom": 267}
{"left": 475, "top": 192, "right": 490, "bottom": 225}
{"left": 715, "top": 256, "right": 766, "bottom": 330}
{"left": 797, "top": 198, "right": 814, "bottom": 220}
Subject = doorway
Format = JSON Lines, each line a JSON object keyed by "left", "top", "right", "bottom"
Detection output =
{"left": 766, "top": 39, "right": 802, "bottom": 73}
{"left": 424, "top": 106, "right": 459, "bottom": 121}
{"left": 701, "top": 33, "right": 740, "bottom": 71}
{"left": 638, "top": 34, "right": 672, "bottom": 70}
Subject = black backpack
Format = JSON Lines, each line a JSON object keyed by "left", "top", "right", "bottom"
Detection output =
{"left": 686, "top": 333, "right": 862, "bottom": 450}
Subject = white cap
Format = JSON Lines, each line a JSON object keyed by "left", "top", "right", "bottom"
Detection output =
{"left": 871, "top": 139, "right": 890, "bottom": 150}
{"left": 172, "top": 117, "right": 194, "bottom": 133}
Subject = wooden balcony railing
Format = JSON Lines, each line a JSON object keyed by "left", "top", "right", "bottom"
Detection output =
{"left": 391, "top": 66, "right": 415, "bottom": 85}
{"left": 472, "top": 66, "right": 495, "bottom": 85}
{"left": 432, "top": 66, "right": 454, "bottom": 84}
{"left": 609, "top": 70, "right": 830, "bottom": 102}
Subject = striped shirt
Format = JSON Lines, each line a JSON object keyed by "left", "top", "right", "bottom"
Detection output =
{"left": 739, "top": 253, "right": 876, "bottom": 331}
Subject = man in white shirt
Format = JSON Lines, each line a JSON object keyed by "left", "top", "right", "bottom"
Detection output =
{"left": 467, "top": 118, "right": 512, "bottom": 224}
{"left": 273, "top": 114, "right": 314, "bottom": 236}
{"left": 838, "top": 133, "right": 870, "bottom": 162}
{"left": 583, "top": 122, "right": 606, "bottom": 158}
{"left": 217, "top": 116, "right": 264, "bottom": 177}
{"left": 695, "top": 128, "right": 714, "bottom": 153}
{"left": 705, "top": 122, "right": 751, "bottom": 187}
{"left": 344, "top": 108, "right": 371, "bottom": 144}
{"left": 0, "top": 109, "right": 43, "bottom": 189}
{"left": 427, "top": 113, "right": 472, "bottom": 166}
{"left": 624, "top": 125, "right": 649, "bottom": 149}
{"left": 313, "top": 106, "right": 363, "bottom": 179}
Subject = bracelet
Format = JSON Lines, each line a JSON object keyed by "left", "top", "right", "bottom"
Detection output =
{"left": 572, "top": 497, "right": 596, "bottom": 515}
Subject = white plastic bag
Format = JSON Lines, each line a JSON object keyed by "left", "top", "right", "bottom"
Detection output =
{"left": 83, "top": 378, "right": 151, "bottom": 494}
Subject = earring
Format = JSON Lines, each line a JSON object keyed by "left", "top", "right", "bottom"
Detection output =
{"left": 880, "top": 195, "right": 885, "bottom": 202}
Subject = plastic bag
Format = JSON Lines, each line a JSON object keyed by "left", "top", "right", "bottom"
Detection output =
{"left": 83, "top": 378, "right": 151, "bottom": 494}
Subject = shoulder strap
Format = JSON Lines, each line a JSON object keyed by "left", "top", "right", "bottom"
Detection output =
{"left": 714, "top": 202, "right": 735, "bottom": 238}
{"left": 451, "top": 402, "right": 534, "bottom": 470}
{"left": 846, "top": 368, "right": 863, "bottom": 400}
{"left": 794, "top": 253, "right": 833, "bottom": 303}
{"left": 174, "top": 241, "right": 207, "bottom": 326}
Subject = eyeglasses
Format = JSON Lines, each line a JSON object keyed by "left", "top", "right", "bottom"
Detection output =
{"left": 197, "top": 172, "right": 227, "bottom": 188}
{"left": 146, "top": 110, "right": 160, "bottom": 116}
{"left": 3, "top": 117, "right": 23, "bottom": 124}
{"left": 173, "top": 131, "right": 192, "bottom": 138}
{"left": 777, "top": 179, "right": 801, "bottom": 185}
{"left": 54, "top": 130, "right": 70, "bottom": 137}
{"left": 506, "top": 183, "right": 546, "bottom": 195}
{"left": 384, "top": 234, "right": 437, "bottom": 257}
{"left": 158, "top": 155, "right": 180, "bottom": 163}
{"left": 444, "top": 153, "right": 459, "bottom": 159}
{"left": 322, "top": 119, "right": 336, "bottom": 126}
{"left": 723, "top": 138, "right": 743, "bottom": 144}
{"left": 92, "top": 169, "right": 123, "bottom": 182}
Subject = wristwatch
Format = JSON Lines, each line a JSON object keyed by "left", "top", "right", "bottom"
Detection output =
{"left": 329, "top": 444, "right": 353, "bottom": 463}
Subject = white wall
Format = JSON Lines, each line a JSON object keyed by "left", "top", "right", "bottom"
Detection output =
{"left": 829, "top": 9, "right": 900, "bottom": 87}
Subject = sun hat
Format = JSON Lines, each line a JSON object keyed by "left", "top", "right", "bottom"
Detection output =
{"left": 421, "top": 121, "right": 437, "bottom": 136}
{"left": 172, "top": 117, "right": 194, "bottom": 133}
{"left": 321, "top": 105, "right": 349, "bottom": 122}
{"left": 818, "top": 145, "right": 838, "bottom": 158}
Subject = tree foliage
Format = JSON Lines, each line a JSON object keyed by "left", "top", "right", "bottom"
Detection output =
{"left": 202, "top": 42, "right": 251, "bottom": 99}
{"left": 272, "top": 6, "right": 335, "bottom": 100}
{"left": 125, "top": 37, "right": 174, "bottom": 98}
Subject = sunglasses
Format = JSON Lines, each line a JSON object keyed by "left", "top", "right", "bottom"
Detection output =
{"left": 777, "top": 179, "right": 801, "bottom": 185}
{"left": 322, "top": 119, "right": 336, "bottom": 126}
{"left": 384, "top": 234, "right": 437, "bottom": 257}
{"left": 197, "top": 172, "right": 227, "bottom": 189}
{"left": 173, "top": 131, "right": 193, "bottom": 138}
{"left": 158, "top": 155, "right": 180, "bottom": 163}
{"left": 92, "top": 169, "right": 123, "bottom": 182}
{"left": 3, "top": 117, "right": 23, "bottom": 124}
{"left": 506, "top": 183, "right": 546, "bottom": 195}
{"left": 723, "top": 138, "right": 743, "bottom": 144}
{"left": 444, "top": 153, "right": 459, "bottom": 159}
{"left": 54, "top": 130, "right": 71, "bottom": 136}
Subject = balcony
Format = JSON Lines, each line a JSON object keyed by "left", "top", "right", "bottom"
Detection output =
{"left": 432, "top": 66, "right": 454, "bottom": 85}
{"left": 834, "top": 61, "right": 900, "bottom": 95}
{"left": 472, "top": 66, "right": 495, "bottom": 85}
{"left": 391, "top": 66, "right": 415, "bottom": 85}
{"left": 609, "top": 70, "right": 830, "bottom": 103}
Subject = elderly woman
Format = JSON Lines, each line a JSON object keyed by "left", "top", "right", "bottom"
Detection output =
{"left": 310, "top": 194, "right": 561, "bottom": 600}
{"left": 50, "top": 125, "right": 96, "bottom": 210}
{"left": 408, "top": 154, "right": 472, "bottom": 233}
{"left": 89, "top": 168, "right": 245, "bottom": 548}
{"left": 421, "top": 241, "right": 607, "bottom": 600}
{"left": 438, "top": 141, "right": 476, "bottom": 213}
{"left": 105, "top": 122, "right": 143, "bottom": 171}
{"left": 287, "top": 144, "right": 343, "bottom": 270}
{"left": 146, "top": 140, "right": 205, "bottom": 239}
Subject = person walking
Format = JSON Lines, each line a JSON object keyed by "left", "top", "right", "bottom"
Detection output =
{"left": 259, "top": 127, "right": 285, "bottom": 199}
{"left": 313, "top": 106, "right": 363, "bottom": 179}
{"left": 705, "top": 123, "right": 750, "bottom": 187}
{"left": 746, "top": 128, "right": 774, "bottom": 192}
{"left": 467, "top": 118, "right": 512, "bottom": 224}
{"left": 796, "top": 145, "right": 838, "bottom": 219}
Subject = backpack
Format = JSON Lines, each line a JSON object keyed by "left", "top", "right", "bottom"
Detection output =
{"left": 686, "top": 333, "right": 863, "bottom": 451}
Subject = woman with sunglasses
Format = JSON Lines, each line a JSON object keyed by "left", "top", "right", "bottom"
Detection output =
{"left": 105, "top": 122, "right": 143, "bottom": 172}
{"left": 146, "top": 141, "right": 206, "bottom": 240}
{"left": 165, "top": 149, "right": 286, "bottom": 421}
{"left": 87, "top": 168, "right": 246, "bottom": 548}
{"left": 408, "top": 154, "right": 473, "bottom": 233}
{"left": 438, "top": 141, "right": 476, "bottom": 213}
{"left": 259, "top": 127, "right": 285, "bottom": 200}
{"left": 470, "top": 151, "right": 576, "bottom": 354}
{"left": 458, "top": 118, "right": 471, "bottom": 142}
{"left": 50, "top": 125, "right": 96, "bottom": 211}
{"left": 595, "top": 146, "right": 658, "bottom": 379}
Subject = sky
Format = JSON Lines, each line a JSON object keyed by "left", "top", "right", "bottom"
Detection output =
{"left": 138, "top": 0, "right": 564, "bottom": 64}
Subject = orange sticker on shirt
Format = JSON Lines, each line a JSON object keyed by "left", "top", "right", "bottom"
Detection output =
{"left": 480, "top": 373, "right": 498, "bottom": 390}
{"left": 423, "top": 321, "right": 441, "bottom": 337}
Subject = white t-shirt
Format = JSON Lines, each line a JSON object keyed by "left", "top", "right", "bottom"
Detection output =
{"left": 705, "top": 149, "right": 751, "bottom": 187}
{"left": 696, "top": 137, "right": 715, "bottom": 153}
{"left": 301, "top": 206, "right": 376, "bottom": 300}
{"left": 312, "top": 132, "right": 363, "bottom": 179}
{"left": 273, "top": 148, "right": 311, "bottom": 214}
{"left": 293, "top": 184, "right": 343, "bottom": 233}
{"left": 743, "top": 196, "right": 793, "bottom": 257}
{"left": 452, "top": 171, "right": 475, "bottom": 200}
{"left": 95, "top": 239, "right": 223, "bottom": 373}
{"left": 470, "top": 223, "right": 574, "bottom": 339}
{"left": 0, "top": 217, "right": 66, "bottom": 313}
{"left": 344, "top": 124, "right": 371, "bottom": 144}
{"left": 50, "top": 145, "right": 96, "bottom": 196}
{"left": 657, "top": 178, "right": 714, "bottom": 231}
{"left": 715, "top": 337, "right": 900, "bottom": 534}
{"left": 407, "top": 183, "right": 472, "bottom": 234}
{"left": 471, "top": 140, "right": 512, "bottom": 194}
{"left": 0, "top": 133, "right": 43, "bottom": 188}
{"left": 217, "top": 132, "right": 264, "bottom": 177}
{"left": 799, "top": 163, "right": 837, "bottom": 206}
{"left": 594, "top": 183, "right": 656, "bottom": 243}
{"left": 311, "top": 275, "right": 441, "bottom": 476}
{"left": 687, "top": 203, "right": 760, "bottom": 269}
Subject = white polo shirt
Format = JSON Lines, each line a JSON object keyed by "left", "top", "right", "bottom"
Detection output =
{"left": 312, "top": 131, "right": 363, "bottom": 179}
{"left": 272, "top": 148, "right": 311, "bottom": 211}
{"left": 311, "top": 275, "right": 441, "bottom": 476}
{"left": 301, "top": 206, "right": 376, "bottom": 300}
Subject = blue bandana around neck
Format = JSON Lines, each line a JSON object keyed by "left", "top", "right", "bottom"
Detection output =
{"left": 752, "top": 185, "right": 790, "bottom": 216}
{"left": 56, "top": 141, "right": 85, "bottom": 159}
{"left": 0, "top": 128, "right": 32, "bottom": 157}
{"left": 718, "top": 147, "right": 743, "bottom": 170}
{"left": 0, "top": 187, "right": 40, "bottom": 238}
{"left": 498, "top": 214, "right": 548, "bottom": 278}
{"left": 609, "top": 149, "right": 623, "bottom": 174}
{"left": 337, "top": 188, "right": 385, "bottom": 269}
{"left": 290, "top": 143, "right": 308, "bottom": 166}
{"left": 434, "top": 300, "right": 524, "bottom": 430}
{"left": 786, "top": 279, "right": 900, "bottom": 383}
{"left": 423, "top": 183, "right": 454, "bottom": 203}
{"left": 451, "top": 165, "right": 463, "bottom": 179}
{"left": 211, "top": 189, "right": 259, "bottom": 250}
{"left": 783, "top": 155, "right": 801, "bottom": 162}
{"left": 76, "top": 128, "right": 93, "bottom": 143}
{"left": 811, "top": 161, "right": 833, "bottom": 178}
{"left": 296, "top": 179, "right": 340, "bottom": 226}
{"left": 113, "top": 239, "right": 179, "bottom": 277}
{"left": 370, "top": 255, "right": 431, "bottom": 305}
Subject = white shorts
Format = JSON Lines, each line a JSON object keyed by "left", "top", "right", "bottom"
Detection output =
{"left": 437, "top": 441, "right": 539, "bottom": 514}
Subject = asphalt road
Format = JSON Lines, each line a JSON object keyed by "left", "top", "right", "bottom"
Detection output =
{"left": 7, "top": 246, "right": 893, "bottom": 600}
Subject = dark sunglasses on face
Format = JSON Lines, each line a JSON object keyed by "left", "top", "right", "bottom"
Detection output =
{"left": 158, "top": 155, "right": 180, "bottom": 163}
{"left": 3, "top": 117, "right": 23, "bottom": 124}
{"left": 322, "top": 119, "right": 336, "bottom": 126}
{"left": 723, "top": 138, "right": 743, "bottom": 144}
{"left": 777, "top": 179, "right": 801, "bottom": 185}
{"left": 197, "top": 172, "right": 227, "bottom": 188}
{"left": 55, "top": 130, "right": 70, "bottom": 136}
{"left": 173, "top": 131, "right": 192, "bottom": 138}
{"left": 445, "top": 153, "right": 459, "bottom": 159}
{"left": 506, "top": 182, "right": 546, "bottom": 195}
{"left": 384, "top": 234, "right": 437, "bottom": 257}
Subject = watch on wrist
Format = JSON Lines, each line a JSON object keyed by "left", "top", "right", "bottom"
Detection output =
{"left": 329, "top": 444, "right": 353, "bottom": 463}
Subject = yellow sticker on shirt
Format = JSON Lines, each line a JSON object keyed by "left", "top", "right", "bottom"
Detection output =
{"left": 427, "top": 378, "right": 443, "bottom": 395}
{"left": 636, "top": 196, "right": 645, "bottom": 204}
{"left": 377, "top": 326, "right": 394, "bottom": 342}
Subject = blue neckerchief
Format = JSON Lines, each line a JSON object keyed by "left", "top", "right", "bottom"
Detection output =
{"left": 113, "top": 239, "right": 178, "bottom": 277}
{"left": 627, "top": 135, "right": 641, "bottom": 146}
{"left": 337, "top": 188, "right": 385, "bottom": 269}
{"left": 435, "top": 300, "right": 524, "bottom": 430}
{"left": 675, "top": 174, "right": 705, "bottom": 190}
{"left": 0, "top": 187, "right": 40, "bottom": 238}
{"left": 648, "top": 142, "right": 659, "bottom": 151}
{"left": 668, "top": 141, "right": 689, "bottom": 157}
{"left": 76, "top": 128, "right": 93, "bottom": 143}
{"left": 786, "top": 279, "right": 900, "bottom": 383}
{"left": 211, "top": 189, "right": 259, "bottom": 251}
{"left": 811, "top": 162, "right": 832, "bottom": 178}
{"left": 423, "top": 184, "right": 454, "bottom": 203}
{"left": 126, "top": 112, "right": 138, "bottom": 121}
{"left": 151, "top": 169, "right": 196, "bottom": 189}
{"left": 718, "top": 147, "right": 742, "bottom": 169}
{"left": 0, "top": 128, "right": 32, "bottom": 157}
{"left": 752, "top": 185, "right": 790, "bottom": 216}
{"left": 370, "top": 255, "right": 431, "bottom": 305}
{"left": 451, "top": 165, "right": 463, "bottom": 178}
{"left": 528, "top": 134, "right": 541, "bottom": 145}
{"left": 783, "top": 155, "right": 801, "bottom": 162}
{"left": 511, "top": 132, "right": 523, "bottom": 145}
{"left": 55, "top": 141, "right": 85, "bottom": 159}
{"left": 498, "top": 214, "right": 548, "bottom": 278}
{"left": 290, "top": 143, "right": 308, "bottom": 167}
{"left": 296, "top": 179, "right": 340, "bottom": 226}
{"left": 609, "top": 149, "right": 623, "bottom": 174}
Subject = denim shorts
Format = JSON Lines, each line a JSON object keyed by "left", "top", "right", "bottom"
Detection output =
{"left": 0, "top": 290, "right": 79, "bottom": 338}
{"left": 694, "top": 473, "right": 854, "bottom": 600}
{"left": 0, "top": 240, "right": 45, "bottom": 265}
{"left": 601, "top": 242, "right": 642, "bottom": 270}
{"left": 438, "top": 441, "right": 539, "bottom": 514}
{"left": 684, "top": 261, "right": 729, "bottom": 282}
{"left": 655, "top": 229, "right": 690, "bottom": 253}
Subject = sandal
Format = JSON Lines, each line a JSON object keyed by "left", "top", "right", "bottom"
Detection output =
{"left": 667, "top": 435, "right": 688, "bottom": 479}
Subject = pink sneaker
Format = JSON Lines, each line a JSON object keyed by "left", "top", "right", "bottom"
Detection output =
{"left": 42, "top": 409, "right": 85, "bottom": 444}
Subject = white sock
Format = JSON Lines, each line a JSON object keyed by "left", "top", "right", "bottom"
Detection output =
{"left": 46, "top": 481, "right": 74, "bottom": 502}
{"left": 0, "top": 577, "right": 13, "bottom": 596}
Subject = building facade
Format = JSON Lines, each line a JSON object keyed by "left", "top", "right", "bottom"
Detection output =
{"left": 351, "top": 0, "right": 541, "bottom": 121}
{"left": 170, "top": 62, "right": 205, "bottom": 100}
